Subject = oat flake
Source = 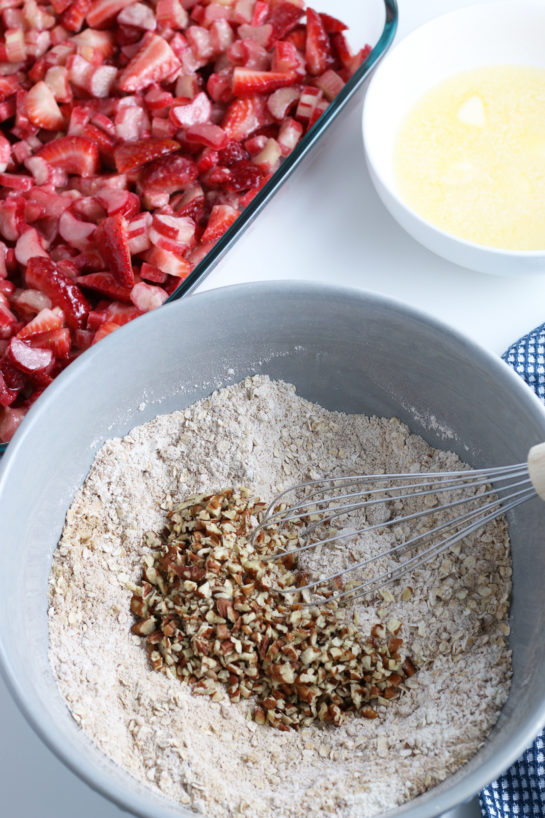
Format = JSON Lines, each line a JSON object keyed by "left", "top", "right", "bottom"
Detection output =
{"left": 48, "top": 376, "right": 512, "bottom": 817}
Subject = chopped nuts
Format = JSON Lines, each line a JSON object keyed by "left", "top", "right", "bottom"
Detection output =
{"left": 130, "top": 489, "right": 417, "bottom": 730}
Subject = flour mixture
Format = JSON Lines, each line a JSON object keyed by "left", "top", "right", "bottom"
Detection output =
{"left": 48, "top": 376, "right": 512, "bottom": 817}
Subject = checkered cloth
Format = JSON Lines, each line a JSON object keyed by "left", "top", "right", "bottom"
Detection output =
{"left": 479, "top": 324, "right": 545, "bottom": 816}
{"left": 502, "top": 321, "right": 545, "bottom": 401}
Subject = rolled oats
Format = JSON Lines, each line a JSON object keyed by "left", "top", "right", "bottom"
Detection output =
{"left": 48, "top": 376, "right": 512, "bottom": 818}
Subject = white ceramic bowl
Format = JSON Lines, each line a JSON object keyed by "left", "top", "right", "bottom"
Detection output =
{"left": 363, "top": 1, "right": 545, "bottom": 275}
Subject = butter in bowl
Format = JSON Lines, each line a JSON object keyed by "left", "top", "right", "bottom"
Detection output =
{"left": 363, "top": 0, "right": 545, "bottom": 275}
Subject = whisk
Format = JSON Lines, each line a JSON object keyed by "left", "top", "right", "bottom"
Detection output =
{"left": 250, "top": 443, "right": 545, "bottom": 605}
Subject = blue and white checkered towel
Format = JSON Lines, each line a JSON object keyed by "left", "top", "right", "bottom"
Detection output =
{"left": 479, "top": 324, "right": 545, "bottom": 817}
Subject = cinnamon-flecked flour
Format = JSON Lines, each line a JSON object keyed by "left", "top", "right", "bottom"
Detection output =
{"left": 48, "top": 376, "right": 512, "bottom": 817}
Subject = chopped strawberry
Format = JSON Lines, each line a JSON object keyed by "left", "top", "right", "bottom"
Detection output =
{"left": 0, "top": 74, "right": 20, "bottom": 102}
{"left": 0, "top": 406, "right": 26, "bottom": 441}
{"left": 232, "top": 67, "right": 297, "bottom": 96}
{"left": 25, "top": 81, "right": 65, "bottom": 131}
{"left": 114, "top": 137, "right": 181, "bottom": 173}
{"left": 0, "top": 358, "right": 25, "bottom": 394}
{"left": 329, "top": 31, "right": 352, "bottom": 71}
{"left": 140, "top": 153, "right": 199, "bottom": 199}
{"left": 38, "top": 136, "right": 99, "bottom": 177}
{"left": 305, "top": 7, "right": 334, "bottom": 75}
{"left": 92, "top": 319, "right": 120, "bottom": 344}
{"left": 319, "top": 12, "right": 348, "bottom": 34}
{"left": 77, "top": 271, "right": 133, "bottom": 302}
{"left": 269, "top": 3, "right": 304, "bottom": 41}
{"left": 252, "top": 0, "right": 269, "bottom": 26}
{"left": 350, "top": 44, "right": 372, "bottom": 76}
{"left": 96, "top": 189, "right": 139, "bottom": 218}
{"left": 0, "top": 367, "right": 21, "bottom": 407}
{"left": 272, "top": 40, "right": 304, "bottom": 74}
{"left": 44, "top": 66, "right": 72, "bottom": 103}
{"left": 87, "top": 301, "right": 142, "bottom": 329}
{"left": 171, "top": 184, "right": 206, "bottom": 221}
{"left": 17, "top": 307, "right": 64, "bottom": 340}
{"left": 0, "top": 301, "right": 18, "bottom": 339}
{"left": 95, "top": 214, "right": 134, "bottom": 288}
{"left": 201, "top": 204, "right": 238, "bottom": 243}
{"left": 207, "top": 69, "right": 234, "bottom": 104}
{"left": 222, "top": 95, "right": 266, "bottom": 140}
{"left": 25, "top": 256, "right": 90, "bottom": 329}
{"left": 102, "top": 301, "right": 143, "bottom": 326}
{"left": 86, "top": 0, "right": 135, "bottom": 27}
{"left": 29, "top": 327, "right": 71, "bottom": 358}
{"left": 139, "top": 262, "right": 166, "bottom": 283}
{"left": 145, "top": 245, "right": 191, "bottom": 277}
{"left": 283, "top": 24, "right": 306, "bottom": 51}
{"left": 118, "top": 33, "right": 181, "bottom": 92}
{"left": 224, "top": 159, "right": 265, "bottom": 192}
{"left": 218, "top": 140, "right": 250, "bottom": 167}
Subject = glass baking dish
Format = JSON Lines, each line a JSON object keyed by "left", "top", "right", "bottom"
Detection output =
{"left": 167, "top": 0, "right": 398, "bottom": 302}
{"left": 0, "top": 0, "right": 397, "bottom": 457}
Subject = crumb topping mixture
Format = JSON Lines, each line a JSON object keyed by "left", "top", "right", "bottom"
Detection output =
{"left": 48, "top": 376, "right": 512, "bottom": 817}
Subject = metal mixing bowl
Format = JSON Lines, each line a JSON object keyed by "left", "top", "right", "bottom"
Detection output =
{"left": 0, "top": 281, "right": 544, "bottom": 818}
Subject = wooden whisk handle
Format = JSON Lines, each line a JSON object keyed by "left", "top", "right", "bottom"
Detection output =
{"left": 528, "top": 442, "right": 545, "bottom": 500}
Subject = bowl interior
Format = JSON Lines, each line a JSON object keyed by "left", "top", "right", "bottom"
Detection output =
{"left": 1, "top": 282, "right": 545, "bottom": 818}
{"left": 364, "top": 1, "right": 545, "bottom": 196}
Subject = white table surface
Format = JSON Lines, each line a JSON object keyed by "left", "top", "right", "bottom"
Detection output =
{"left": 1, "top": 0, "right": 540, "bottom": 816}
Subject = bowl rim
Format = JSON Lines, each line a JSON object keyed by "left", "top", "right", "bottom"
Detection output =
{"left": 2, "top": 280, "right": 545, "bottom": 818}
{"left": 362, "top": 0, "right": 545, "bottom": 259}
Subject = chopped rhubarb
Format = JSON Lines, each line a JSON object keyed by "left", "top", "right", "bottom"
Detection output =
{"left": 0, "top": 0, "right": 372, "bottom": 443}
{"left": 7, "top": 336, "right": 54, "bottom": 374}
{"left": 113, "top": 137, "right": 181, "bottom": 173}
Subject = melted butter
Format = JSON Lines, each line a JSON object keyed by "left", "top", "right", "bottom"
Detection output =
{"left": 394, "top": 65, "right": 545, "bottom": 250}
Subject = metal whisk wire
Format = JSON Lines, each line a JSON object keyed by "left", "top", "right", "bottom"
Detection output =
{"left": 249, "top": 455, "right": 543, "bottom": 605}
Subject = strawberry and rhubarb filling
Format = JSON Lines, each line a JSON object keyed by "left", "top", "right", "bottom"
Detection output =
{"left": 0, "top": 0, "right": 371, "bottom": 443}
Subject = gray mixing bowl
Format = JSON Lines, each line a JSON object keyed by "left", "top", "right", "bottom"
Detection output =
{"left": 0, "top": 281, "right": 544, "bottom": 818}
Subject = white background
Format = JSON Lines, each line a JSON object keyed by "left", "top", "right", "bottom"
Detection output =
{"left": 2, "top": 0, "right": 541, "bottom": 815}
